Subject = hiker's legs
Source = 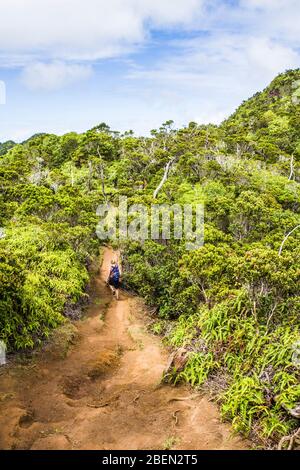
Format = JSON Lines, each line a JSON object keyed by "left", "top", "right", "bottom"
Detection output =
{"left": 108, "top": 284, "right": 115, "bottom": 295}
{"left": 108, "top": 279, "right": 119, "bottom": 299}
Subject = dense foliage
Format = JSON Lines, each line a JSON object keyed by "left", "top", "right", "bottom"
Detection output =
{"left": 1, "top": 70, "right": 300, "bottom": 447}
{"left": 0, "top": 140, "right": 15, "bottom": 156}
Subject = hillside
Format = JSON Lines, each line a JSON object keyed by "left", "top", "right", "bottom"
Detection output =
{"left": 0, "top": 70, "right": 300, "bottom": 448}
{"left": 222, "top": 69, "right": 300, "bottom": 175}
{"left": 0, "top": 141, "right": 15, "bottom": 156}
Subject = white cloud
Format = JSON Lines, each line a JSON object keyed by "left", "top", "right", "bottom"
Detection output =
{"left": 0, "top": 80, "right": 6, "bottom": 105}
{"left": 241, "top": 0, "right": 287, "bottom": 9}
{"left": 128, "top": 33, "right": 299, "bottom": 85}
{"left": 126, "top": 30, "right": 300, "bottom": 129}
{"left": 241, "top": 0, "right": 289, "bottom": 9}
{"left": 237, "top": 0, "right": 300, "bottom": 44}
{"left": 1, "top": 0, "right": 300, "bottom": 138}
{"left": 0, "top": 0, "right": 204, "bottom": 91}
{"left": 21, "top": 61, "right": 93, "bottom": 90}
{"left": 247, "top": 38, "right": 299, "bottom": 76}
{"left": 0, "top": 0, "right": 204, "bottom": 65}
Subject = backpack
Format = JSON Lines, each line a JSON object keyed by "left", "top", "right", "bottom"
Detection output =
{"left": 111, "top": 265, "right": 120, "bottom": 281}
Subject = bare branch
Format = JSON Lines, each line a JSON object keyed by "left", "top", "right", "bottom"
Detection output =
{"left": 288, "top": 154, "right": 295, "bottom": 181}
{"left": 278, "top": 224, "right": 300, "bottom": 256}
{"left": 266, "top": 302, "right": 277, "bottom": 331}
{"left": 96, "top": 146, "right": 108, "bottom": 202}
{"left": 153, "top": 157, "right": 175, "bottom": 199}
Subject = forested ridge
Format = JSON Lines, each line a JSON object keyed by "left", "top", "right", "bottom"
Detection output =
{"left": 1, "top": 69, "right": 300, "bottom": 448}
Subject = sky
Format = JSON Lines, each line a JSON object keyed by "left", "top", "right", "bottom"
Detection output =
{"left": 0, "top": 0, "right": 300, "bottom": 142}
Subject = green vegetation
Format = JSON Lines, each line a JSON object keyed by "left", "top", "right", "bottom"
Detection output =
{"left": 1, "top": 71, "right": 300, "bottom": 447}
{"left": 0, "top": 141, "right": 15, "bottom": 156}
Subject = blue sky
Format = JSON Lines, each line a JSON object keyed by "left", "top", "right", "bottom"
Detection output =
{"left": 0, "top": 0, "right": 300, "bottom": 142}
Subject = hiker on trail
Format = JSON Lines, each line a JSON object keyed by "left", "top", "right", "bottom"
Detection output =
{"left": 107, "top": 260, "right": 121, "bottom": 300}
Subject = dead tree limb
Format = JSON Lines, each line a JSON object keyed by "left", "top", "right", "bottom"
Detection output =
{"left": 289, "top": 154, "right": 295, "bottom": 181}
{"left": 266, "top": 302, "right": 278, "bottom": 331}
{"left": 153, "top": 158, "right": 175, "bottom": 199}
{"left": 96, "top": 146, "right": 108, "bottom": 202}
{"left": 278, "top": 225, "right": 300, "bottom": 256}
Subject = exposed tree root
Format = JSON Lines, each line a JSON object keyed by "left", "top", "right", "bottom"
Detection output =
{"left": 167, "top": 394, "right": 202, "bottom": 403}
{"left": 278, "top": 427, "right": 300, "bottom": 450}
{"left": 172, "top": 410, "right": 180, "bottom": 425}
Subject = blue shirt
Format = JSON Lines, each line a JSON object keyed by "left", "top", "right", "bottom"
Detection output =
{"left": 110, "top": 265, "right": 120, "bottom": 281}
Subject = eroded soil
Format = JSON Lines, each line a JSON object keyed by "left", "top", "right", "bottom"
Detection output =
{"left": 0, "top": 248, "right": 248, "bottom": 450}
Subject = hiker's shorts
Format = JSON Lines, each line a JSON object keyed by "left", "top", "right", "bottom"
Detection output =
{"left": 109, "top": 277, "right": 120, "bottom": 289}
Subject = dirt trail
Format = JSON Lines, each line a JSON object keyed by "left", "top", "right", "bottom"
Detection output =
{"left": 0, "top": 248, "right": 248, "bottom": 450}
